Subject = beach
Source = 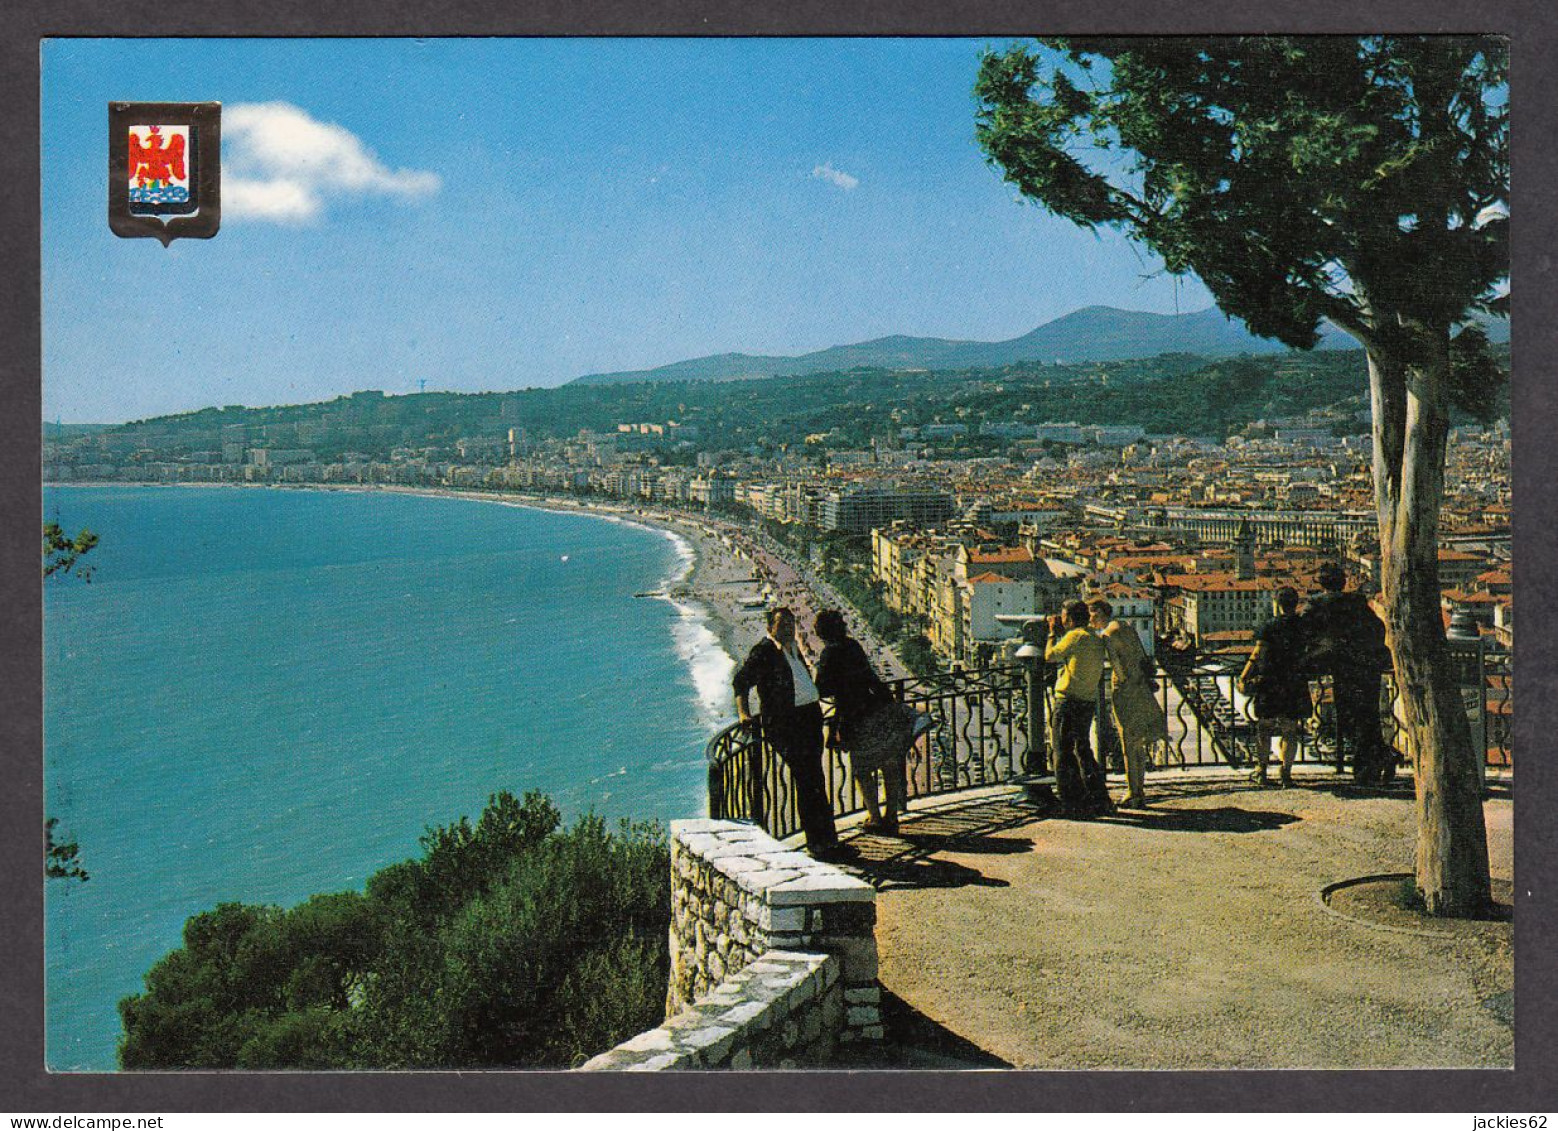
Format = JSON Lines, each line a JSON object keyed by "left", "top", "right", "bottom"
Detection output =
{"left": 61, "top": 480, "right": 913, "bottom": 704}
{"left": 358, "top": 485, "right": 912, "bottom": 687}
{"left": 44, "top": 484, "right": 730, "bottom": 1068}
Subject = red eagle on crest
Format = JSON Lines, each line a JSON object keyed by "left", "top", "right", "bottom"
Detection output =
{"left": 128, "top": 126, "right": 186, "bottom": 186}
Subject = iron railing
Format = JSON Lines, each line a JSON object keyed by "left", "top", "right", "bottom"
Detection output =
{"left": 707, "top": 663, "right": 1037, "bottom": 840}
{"left": 708, "top": 646, "right": 1512, "bottom": 840}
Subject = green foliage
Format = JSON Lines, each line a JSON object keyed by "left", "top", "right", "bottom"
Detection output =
{"left": 899, "top": 634, "right": 942, "bottom": 678}
{"left": 118, "top": 791, "right": 670, "bottom": 1070}
{"left": 43, "top": 521, "right": 98, "bottom": 581}
{"left": 65, "top": 344, "right": 1507, "bottom": 469}
{"left": 44, "top": 818, "right": 89, "bottom": 882}
{"left": 975, "top": 36, "right": 1508, "bottom": 377}
{"left": 974, "top": 35, "right": 1508, "bottom": 915}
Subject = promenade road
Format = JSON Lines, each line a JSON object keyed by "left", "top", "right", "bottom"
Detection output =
{"left": 844, "top": 770, "right": 1514, "bottom": 1069}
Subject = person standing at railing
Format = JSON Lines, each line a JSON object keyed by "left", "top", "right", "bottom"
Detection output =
{"left": 814, "top": 609, "right": 907, "bottom": 835}
{"left": 1046, "top": 600, "right": 1114, "bottom": 818}
{"left": 1300, "top": 563, "right": 1395, "bottom": 787}
{"left": 1088, "top": 599, "right": 1167, "bottom": 810}
{"left": 734, "top": 606, "right": 845, "bottom": 860}
{"left": 1237, "top": 587, "right": 1312, "bottom": 789}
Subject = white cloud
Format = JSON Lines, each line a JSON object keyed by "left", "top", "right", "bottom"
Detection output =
{"left": 811, "top": 162, "right": 859, "bottom": 191}
{"left": 223, "top": 177, "right": 321, "bottom": 223}
{"left": 223, "top": 102, "right": 441, "bottom": 223}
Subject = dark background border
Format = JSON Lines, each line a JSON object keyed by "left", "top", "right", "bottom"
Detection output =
{"left": 5, "top": 0, "right": 1554, "bottom": 1113}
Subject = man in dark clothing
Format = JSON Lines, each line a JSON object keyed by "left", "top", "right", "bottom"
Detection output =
{"left": 1239, "top": 587, "right": 1312, "bottom": 788}
{"left": 1301, "top": 563, "right": 1395, "bottom": 786}
{"left": 733, "top": 606, "right": 841, "bottom": 857}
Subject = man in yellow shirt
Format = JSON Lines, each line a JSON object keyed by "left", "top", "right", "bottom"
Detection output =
{"left": 1045, "top": 600, "right": 1113, "bottom": 817}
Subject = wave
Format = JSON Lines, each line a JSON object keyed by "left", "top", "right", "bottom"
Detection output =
{"left": 668, "top": 600, "right": 736, "bottom": 732}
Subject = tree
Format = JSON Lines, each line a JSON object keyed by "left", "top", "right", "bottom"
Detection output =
{"left": 118, "top": 791, "right": 671, "bottom": 1069}
{"left": 44, "top": 522, "right": 98, "bottom": 880}
{"left": 976, "top": 37, "right": 1507, "bottom": 915}
{"left": 43, "top": 520, "right": 99, "bottom": 581}
{"left": 45, "top": 817, "right": 89, "bottom": 882}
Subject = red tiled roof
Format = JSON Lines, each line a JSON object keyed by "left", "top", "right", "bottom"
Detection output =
{"left": 1164, "top": 573, "right": 1274, "bottom": 592}
{"left": 1444, "top": 589, "right": 1498, "bottom": 605}
{"left": 969, "top": 546, "right": 1034, "bottom": 564}
{"left": 967, "top": 571, "right": 1018, "bottom": 584}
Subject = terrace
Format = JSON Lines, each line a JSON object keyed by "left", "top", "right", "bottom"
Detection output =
{"left": 687, "top": 649, "right": 1514, "bottom": 1069}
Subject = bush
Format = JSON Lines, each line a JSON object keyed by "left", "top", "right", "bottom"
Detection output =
{"left": 118, "top": 792, "right": 671, "bottom": 1069}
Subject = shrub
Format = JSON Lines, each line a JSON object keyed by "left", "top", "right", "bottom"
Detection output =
{"left": 118, "top": 792, "right": 670, "bottom": 1069}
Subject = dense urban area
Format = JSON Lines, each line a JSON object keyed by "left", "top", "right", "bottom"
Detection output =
{"left": 45, "top": 346, "right": 1511, "bottom": 709}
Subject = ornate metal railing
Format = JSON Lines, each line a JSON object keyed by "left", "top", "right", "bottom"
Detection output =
{"left": 707, "top": 663, "right": 1037, "bottom": 840}
{"left": 709, "top": 646, "right": 1512, "bottom": 840}
{"left": 1153, "top": 641, "right": 1510, "bottom": 773}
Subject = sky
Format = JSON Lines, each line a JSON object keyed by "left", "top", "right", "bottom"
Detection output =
{"left": 42, "top": 38, "right": 1217, "bottom": 424}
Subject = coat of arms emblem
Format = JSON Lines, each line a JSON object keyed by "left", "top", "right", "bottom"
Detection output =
{"left": 109, "top": 102, "right": 221, "bottom": 245}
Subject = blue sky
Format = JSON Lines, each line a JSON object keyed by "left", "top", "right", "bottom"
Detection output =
{"left": 42, "top": 38, "right": 1215, "bottom": 424}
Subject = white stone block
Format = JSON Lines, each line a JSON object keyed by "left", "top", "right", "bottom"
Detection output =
{"left": 846, "top": 1005, "right": 881, "bottom": 1028}
{"left": 755, "top": 850, "right": 813, "bottom": 869}
{"left": 678, "top": 833, "right": 726, "bottom": 857}
{"left": 683, "top": 1024, "right": 738, "bottom": 1063}
{"left": 742, "top": 960, "right": 790, "bottom": 976}
{"left": 844, "top": 986, "right": 881, "bottom": 1005}
{"left": 625, "top": 1052, "right": 682, "bottom": 1071}
{"left": 714, "top": 855, "right": 766, "bottom": 874}
{"left": 767, "top": 906, "right": 806, "bottom": 932}
{"left": 673, "top": 818, "right": 743, "bottom": 837}
{"left": 767, "top": 873, "right": 876, "bottom": 907}
{"left": 720, "top": 999, "right": 773, "bottom": 1029}
{"left": 619, "top": 1028, "right": 675, "bottom": 1053}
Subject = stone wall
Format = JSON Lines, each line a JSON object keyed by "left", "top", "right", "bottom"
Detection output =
{"left": 580, "top": 818, "right": 882, "bottom": 1071}
{"left": 578, "top": 950, "right": 843, "bottom": 1070}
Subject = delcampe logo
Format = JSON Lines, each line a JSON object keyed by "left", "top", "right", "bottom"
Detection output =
{"left": 109, "top": 101, "right": 221, "bottom": 245}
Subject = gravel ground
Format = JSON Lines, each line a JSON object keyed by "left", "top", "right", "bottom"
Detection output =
{"left": 867, "top": 771, "right": 1514, "bottom": 1069}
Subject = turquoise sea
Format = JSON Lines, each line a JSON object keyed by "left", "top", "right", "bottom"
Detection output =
{"left": 43, "top": 485, "right": 732, "bottom": 1071}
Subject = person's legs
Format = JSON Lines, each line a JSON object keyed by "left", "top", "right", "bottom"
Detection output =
{"left": 854, "top": 762, "right": 883, "bottom": 825}
{"left": 885, "top": 755, "right": 908, "bottom": 816}
{"left": 1070, "top": 700, "right": 1111, "bottom": 813}
{"left": 1335, "top": 676, "right": 1379, "bottom": 785}
{"left": 1249, "top": 721, "right": 1272, "bottom": 785}
{"left": 784, "top": 706, "right": 837, "bottom": 851}
{"left": 1122, "top": 729, "right": 1147, "bottom": 805}
{"left": 1277, "top": 719, "right": 1297, "bottom": 786}
{"left": 1053, "top": 697, "right": 1089, "bottom": 813}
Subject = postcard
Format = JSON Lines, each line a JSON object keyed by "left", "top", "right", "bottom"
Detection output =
{"left": 27, "top": 28, "right": 1532, "bottom": 1109}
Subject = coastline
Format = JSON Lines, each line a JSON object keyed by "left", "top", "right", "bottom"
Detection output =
{"left": 365, "top": 486, "right": 912, "bottom": 682}
{"left": 46, "top": 480, "right": 911, "bottom": 701}
{"left": 48, "top": 482, "right": 909, "bottom": 722}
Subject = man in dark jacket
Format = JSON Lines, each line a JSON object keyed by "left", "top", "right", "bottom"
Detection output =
{"left": 733, "top": 606, "right": 840, "bottom": 857}
{"left": 1302, "top": 563, "right": 1395, "bottom": 786}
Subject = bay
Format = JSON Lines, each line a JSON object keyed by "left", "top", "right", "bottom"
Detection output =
{"left": 43, "top": 485, "right": 727, "bottom": 1071}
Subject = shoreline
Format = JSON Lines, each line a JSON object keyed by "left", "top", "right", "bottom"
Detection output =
{"left": 48, "top": 480, "right": 906, "bottom": 721}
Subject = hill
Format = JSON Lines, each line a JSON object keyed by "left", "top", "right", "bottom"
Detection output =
{"left": 566, "top": 306, "right": 1507, "bottom": 387}
{"left": 50, "top": 346, "right": 1508, "bottom": 470}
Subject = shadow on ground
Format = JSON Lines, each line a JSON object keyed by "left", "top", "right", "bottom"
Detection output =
{"left": 832, "top": 990, "right": 1012, "bottom": 1069}
{"left": 1102, "top": 805, "right": 1301, "bottom": 834}
{"left": 843, "top": 796, "right": 1042, "bottom": 891}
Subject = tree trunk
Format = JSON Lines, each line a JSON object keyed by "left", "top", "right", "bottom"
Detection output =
{"left": 1367, "top": 344, "right": 1492, "bottom": 917}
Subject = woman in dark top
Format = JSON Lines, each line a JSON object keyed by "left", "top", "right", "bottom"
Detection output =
{"left": 813, "top": 609, "right": 906, "bottom": 834}
{"left": 1239, "top": 587, "right": 1312, "bottom": 788}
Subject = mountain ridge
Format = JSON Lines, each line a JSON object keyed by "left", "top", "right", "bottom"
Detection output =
{"left": 568, "top": 304, "right": 1508, "bottom": 387}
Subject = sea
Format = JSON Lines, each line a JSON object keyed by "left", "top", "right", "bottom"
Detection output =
{"left": 42, "top": 484, "right": 735, "bottom": 1071}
